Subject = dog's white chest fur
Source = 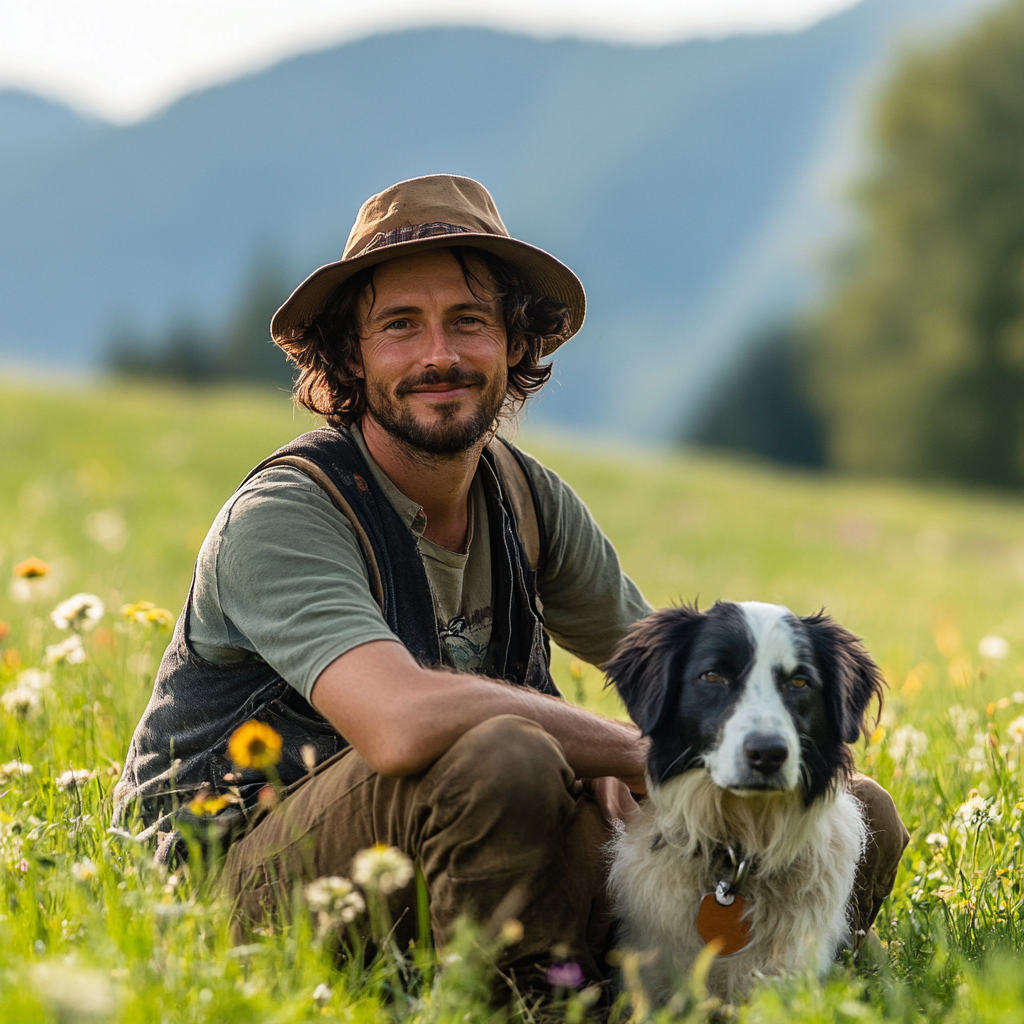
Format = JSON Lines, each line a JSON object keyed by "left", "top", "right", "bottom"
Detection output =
{"left": 608, "top": 771, "right": 866, "bottom": 1001}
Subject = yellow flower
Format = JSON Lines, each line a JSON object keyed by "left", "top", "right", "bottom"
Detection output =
{"left": 121, "top": 601, "right": 174, "bottom": 627}
{"left": 228, "top": 720, "right": 282, "bottom": 770}
{"left": 189, "top": 792, "right": 231, "bottom": 816}
{"left": 13, "top": 557, "right": 50, "bottom": 579}
{"left": 122, "top": 600, "right": 152, "bottom": 619}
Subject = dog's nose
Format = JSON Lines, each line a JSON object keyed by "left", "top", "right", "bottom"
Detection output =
{"left": 743, "top": 734, "right": 789, "bottom": 774}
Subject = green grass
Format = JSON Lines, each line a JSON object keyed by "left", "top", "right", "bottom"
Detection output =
{"left": 4, "top": 380, "right": 1024, "bottom": 1020}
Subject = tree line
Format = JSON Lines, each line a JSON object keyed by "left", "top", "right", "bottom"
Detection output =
{"left": 693, "top": 0, "right": 1024, "bottom": 490}
{"left": 106, "top": 256, "right": 295, "bottom": 390}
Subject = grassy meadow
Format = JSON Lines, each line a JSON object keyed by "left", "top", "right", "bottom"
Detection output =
{"left": 4, "top": 381, "right": 1024, "bottom": 1020}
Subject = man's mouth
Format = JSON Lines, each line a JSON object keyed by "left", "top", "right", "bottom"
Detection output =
{"left": 398, "top": 373, "right": 487, "bottom": 400}
{"left": 408, "top": 383, "right": 470, "bottom": 396}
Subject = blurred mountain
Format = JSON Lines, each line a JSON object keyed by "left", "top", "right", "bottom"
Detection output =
{"left": 0, "top": 0, "right": 991, "bottom": 439}
{"left": 0, "top": 90, "right": 98, "bottom": 158}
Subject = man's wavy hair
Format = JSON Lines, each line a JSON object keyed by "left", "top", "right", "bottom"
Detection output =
{"left": 277, "top": 246, "right": 572, "bottom": 428}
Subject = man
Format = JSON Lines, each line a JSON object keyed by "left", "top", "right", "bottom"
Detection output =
{"left": 115, "top": 174, "right": 906, "bottom": 987}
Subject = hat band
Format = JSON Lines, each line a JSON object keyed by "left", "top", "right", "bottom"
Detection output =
{"left": 360, "top": 221, "right": 475, "bottom": 255}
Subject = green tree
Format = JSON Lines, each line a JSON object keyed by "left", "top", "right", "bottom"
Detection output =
{"left": 107, "top": 252, "right": 294, "bottom": 389}
{"left": 810, "top": 0, "right": 1024, "bottom": 487}
{"left": 689, "top": 323, "right": 825, "bottom": 469}
{"left": 220, "top": 253, "right": 295, "bottom": 389}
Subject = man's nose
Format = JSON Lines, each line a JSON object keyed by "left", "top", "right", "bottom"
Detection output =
{"left": 421, "top": 321, "right": 460, "bottom": 370}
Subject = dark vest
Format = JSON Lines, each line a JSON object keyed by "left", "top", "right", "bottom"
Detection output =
{"left": 114, "top": 426, "right": 557, "bottom": 833}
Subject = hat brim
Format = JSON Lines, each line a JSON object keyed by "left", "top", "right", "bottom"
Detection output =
{"left": 271, "top": 233, "right": 585, "bottom": 357}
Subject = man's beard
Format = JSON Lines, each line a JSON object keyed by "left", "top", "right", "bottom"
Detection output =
{"left": 365, "top": 367, "right": 506, "bottom": 456}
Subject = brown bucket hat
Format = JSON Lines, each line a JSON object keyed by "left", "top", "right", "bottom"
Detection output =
{"left": 271, "top": 174, "right": 585, "bottom": 356}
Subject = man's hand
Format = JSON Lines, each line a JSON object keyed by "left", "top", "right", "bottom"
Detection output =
{"left": 311, "top": 639, "right": 648, "bottom": 784}
{"left": 573, "top": 776, "right": 641, "bottom": 827}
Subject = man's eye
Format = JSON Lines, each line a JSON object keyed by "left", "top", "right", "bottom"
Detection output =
{"left": 790, "top": 676, "right": 808, "bottom": 689}
{"left": 456, "top": 315, "right": 481, "bottom": 325}
{"left": 387, "top": 319, "right": 411, "bottom": 330}
{"left": 700, "top": 671, "right": 726, "bottom": 683}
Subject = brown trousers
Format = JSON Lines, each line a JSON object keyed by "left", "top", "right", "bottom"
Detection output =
{"left": 224, "top": 715, "right": 908, "bottom": 973}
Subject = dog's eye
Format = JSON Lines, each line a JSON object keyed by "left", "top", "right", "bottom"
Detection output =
{"left": 790, "top": 676, "right": 809, "bottom": 689}
{"left": 700, "top": 671, "right": 726, "bottom": 683}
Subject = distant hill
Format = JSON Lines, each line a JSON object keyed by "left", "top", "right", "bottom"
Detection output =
{"left": 0, "top": 91, "right": 97, "bottom": 158}
{"left": 0, "top": 0, "right": 989, "bottom": 439}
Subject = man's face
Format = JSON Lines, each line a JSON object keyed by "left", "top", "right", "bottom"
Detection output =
{"left": 353, "top": 248, "right": 520, "bottom": 456}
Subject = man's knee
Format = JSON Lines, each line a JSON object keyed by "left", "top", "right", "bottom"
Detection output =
{"left": 420, "top": 715, "right": 582, "bottom": 934}
{"left": 430, "top": 714, "right": 576, "bottom": 833}
{"left": 852, "top": 773, "right": 910, "bottom": 872}
{"left": 849, "top": 773, "right": 909, "bottom": 933}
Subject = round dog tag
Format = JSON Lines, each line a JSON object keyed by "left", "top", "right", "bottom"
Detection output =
{"left": 696, "top": 891, "right": 751, "bottom": 956}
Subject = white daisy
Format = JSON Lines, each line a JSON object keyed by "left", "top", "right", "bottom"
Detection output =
{"left": 948, "top": 704, "right": 979, "bottom": 741}
{"left": 965, "top": 730, "right": 989, "bottom": 773}
{"left": 50, "top": 593, "right": 105, "bottom": 632}
{"left": 45, "top": 635, "right": 86, "bottom": 666}
{"left": 0, "top": 761, "right": 33, "bottom": 784}
{"left": 304, "top": 876, "right": 365, "bottom": 923}
{"left": 888, "top": 725, "right": 929, "bottom": 771}
{"left": 56, "top": 769, "right": 95, "bottom": 791}
{"left": 2, "top": 684, "right": 41, "bottom": 718}
{"left": 1008, "top": 716, "right": 1024, "bottom": 746}
{"left": 351, "top": 844, "right": 414, "bottom": 895}
{"left": 979, "top": 635, "right": 1010, "bottom": 660}
{"left": 954, "top": 794, "right": 998, "bottom": 831}
{"left": 17, "top": 668, "right": 52, "bottom": 691}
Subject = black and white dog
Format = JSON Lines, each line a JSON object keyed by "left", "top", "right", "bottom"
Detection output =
{"left": 605, "top": 601, "right": 883, "bottom": 1001}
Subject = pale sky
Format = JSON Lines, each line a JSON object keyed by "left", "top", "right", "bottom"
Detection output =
{"left": 1, "top": 0, "right": 860, "bottom": 123}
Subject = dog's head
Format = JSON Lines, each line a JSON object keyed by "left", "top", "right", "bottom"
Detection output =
{"left": 604, "top": 601, "right": 883, "bottom": 804}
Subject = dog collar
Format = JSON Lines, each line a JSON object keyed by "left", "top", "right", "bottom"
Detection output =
{"left": 696, "top": 845, "right": 753, "bottom": 956}
{"left": 715, "top": 845, "right": 751, "bottom": 904}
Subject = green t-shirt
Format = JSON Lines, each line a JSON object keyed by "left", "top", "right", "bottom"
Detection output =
{"left": 188, "top": 426, "right": 651, "bottom": 701}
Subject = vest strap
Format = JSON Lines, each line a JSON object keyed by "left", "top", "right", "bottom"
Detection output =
{"left": 487, "top": 439, "right": 543, "bottom": 573}
{"left": 262, "top": 454, "right": 386, "bottom": 611}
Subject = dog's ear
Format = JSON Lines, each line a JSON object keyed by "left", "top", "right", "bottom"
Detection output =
{"left": 603, "top": 606, "right": 706, "bottom": 735}
{"left": 801, "top": 611, "right": 884, "bottom": 744}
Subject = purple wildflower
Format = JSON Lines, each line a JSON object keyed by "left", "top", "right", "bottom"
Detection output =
{"left": 546, "top": 960, "right": 585, "bottom": 990}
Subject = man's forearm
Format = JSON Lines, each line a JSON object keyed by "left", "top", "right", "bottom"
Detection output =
{"left": 311, "top": 639, "right": 647, "bottom": 787}
{"left": 406, "top": 673, "right": 646, "bottom": 784}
